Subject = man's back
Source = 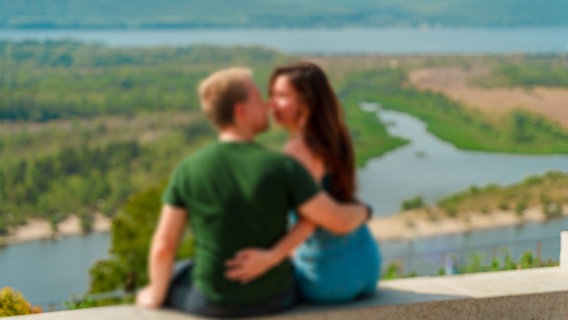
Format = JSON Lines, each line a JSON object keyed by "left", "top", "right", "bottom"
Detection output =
{"left": 162, "top": 141, "right": 318, "bottom": 305}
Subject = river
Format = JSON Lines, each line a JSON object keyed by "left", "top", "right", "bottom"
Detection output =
{"left": 359, "top": 104, "right": 567, "bottom": 274}
{"left": 1, "top": 27, "right": 567, "bottom": 309}
{"left": 1, "top": 27, "right": 568, "bottom": 55}
{"left": 357, "top": 103, "right": 567, "bottom": 215}
{"left": 0, "top": 233, "right": 110, "bottom": 309}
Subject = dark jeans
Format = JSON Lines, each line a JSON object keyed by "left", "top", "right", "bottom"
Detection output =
{"left": 163, "top": 260, "right": 298, "bottom": 318}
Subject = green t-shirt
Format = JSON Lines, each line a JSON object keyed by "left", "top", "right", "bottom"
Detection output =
{"left": 162, "top": 141, "right": 319, "bottom": 305}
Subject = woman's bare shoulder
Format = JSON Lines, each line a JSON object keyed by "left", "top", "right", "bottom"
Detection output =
{"left": 283, "top": 138, "right": 324, "bottom": 180}
{"left": 283, "top": 138, "right": 308, "bottom": 156}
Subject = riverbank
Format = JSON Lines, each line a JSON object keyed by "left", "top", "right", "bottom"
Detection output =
{"left": 0, "top": 214, "right": 111, "bottom": 247}
{"left": 369, "top": 205, "right": 568, "bottom": 242}
{"left": 2, "top": 206, "right": 566, "bottom": 247}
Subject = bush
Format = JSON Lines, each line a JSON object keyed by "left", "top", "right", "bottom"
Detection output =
{"left": 79, "top": 212, "right": 94, "bottom": 234}
{"left": 498, "top": 201, "right": 509, "bottom": 210}
{"left": 515, "top": 201, "right": 527, "bottom": 218}
{"left": 543, "top": 201, "right": 563, "bottom": 220}
{"left": 445, "top": 205, "right": 459, "bottom": 218}
{"left": 64, "top": 294, "right": 133, "bottom": 310}
{"left": 0, "top": 287, "right": 41, "bottom": 317}
{"left": 401, "top": 195, "right": 424, "bottom": 211}
{"left": 382, "top": 262, "right": 402, "bottom": 280}
{"left": 385, "top": 248, "right": 559, "bottom": 280}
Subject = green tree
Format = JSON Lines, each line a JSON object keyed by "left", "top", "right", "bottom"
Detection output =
{"left": 0, "top": 217, "right": 7, "bottom": 236}
{"left": 79, "top": 212, "right": 94, "bottom": 234}
{"left": 88, "top": 182, "right": 194, "bottom": 295}
{"left": 511, "top": 109, "right": 532, "bottom": 143}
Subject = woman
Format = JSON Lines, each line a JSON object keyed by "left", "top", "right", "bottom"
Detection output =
{"left": 226, "top": 62, "right": 382, "bottom": 303}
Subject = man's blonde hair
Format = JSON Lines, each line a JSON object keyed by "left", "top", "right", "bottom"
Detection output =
{"left": 198, "top": 67, "right": 252, "bottom": 128}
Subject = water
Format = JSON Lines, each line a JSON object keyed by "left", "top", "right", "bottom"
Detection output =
{"left": 1, "top": 27, "right": 568, "bottom": 55}
{"left": 0, "top": 233, "right": 110, "bottom": 309}
{"left": 357, "top": 103, "right": 567, "bottom": 216}
{"left": 355, "top": 103, "right": 567, "bottom": 274}
{"left": 381, "top": 219, "right": 568, "bottom": 276}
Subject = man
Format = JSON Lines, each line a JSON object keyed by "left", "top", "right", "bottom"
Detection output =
{"left": 136, "top": 67, "right": 370, "bottom": 317}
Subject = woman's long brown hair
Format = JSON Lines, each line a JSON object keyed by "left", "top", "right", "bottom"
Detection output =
{"left": 269, "top": 62, "right": 356, "bottom": 202}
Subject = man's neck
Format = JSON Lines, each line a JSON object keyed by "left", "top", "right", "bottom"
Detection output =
{"left": 218, "top": 126, "right": 254, "bottom": 142}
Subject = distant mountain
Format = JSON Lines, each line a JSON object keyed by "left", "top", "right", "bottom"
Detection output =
{"left": 1, "top": 0, "right": 566, "bottom": 29}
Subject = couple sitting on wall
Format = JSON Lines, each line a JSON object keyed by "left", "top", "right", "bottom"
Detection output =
{"left": 136, "top": 62, "right": 382, "bottom": 317}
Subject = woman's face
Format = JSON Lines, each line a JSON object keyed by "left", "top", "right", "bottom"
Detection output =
{"left": 270, "top": 75, "right": 308, "bottom": 131}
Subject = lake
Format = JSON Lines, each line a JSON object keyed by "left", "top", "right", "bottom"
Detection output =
{"left": 1, "top": 27, "right": 568, "bottom": 55}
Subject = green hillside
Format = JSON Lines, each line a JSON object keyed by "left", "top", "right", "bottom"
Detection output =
{"left": 0, "top": 41, "right": 405, "bottom": 235}
{"left": 1, "top": 0, "right": 566, "bottom": 29}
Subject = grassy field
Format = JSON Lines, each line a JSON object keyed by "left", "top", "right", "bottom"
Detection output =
{"left": 409, "top": 57, "right": 568, "bottom": 128}
{"left": 0, "top": 42, "right": 403, "bottom": 232}
{"left": 436, "top": 171, "right": 568, "bottom": 219}
{"left": 314, "top": 54, "right": 568, "bottom": 154}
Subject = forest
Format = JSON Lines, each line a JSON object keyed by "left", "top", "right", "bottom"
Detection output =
{"left": 0, "top": 40, "right": 403, "bottom": 235}
{"left": 2, "top": 41, "right": 568, "bottom": 236}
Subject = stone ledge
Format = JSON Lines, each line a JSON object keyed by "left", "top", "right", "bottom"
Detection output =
{"left": 11, "top": 267, "right": 568, "bottom": 320}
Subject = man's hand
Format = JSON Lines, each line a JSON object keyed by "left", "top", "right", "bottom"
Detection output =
{"left": 136, "top": 286, "right": 163, "bottom": 309}
{"left": 225, "top": 248, "right": 278, "bottom": 284}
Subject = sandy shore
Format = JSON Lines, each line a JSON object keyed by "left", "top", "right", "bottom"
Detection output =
{"left": 1, "top": 206, "right": 565, "bottom": 247}
{"left": 1, "top": 214, "right": 112, "bottom": 246}
{"left": 369, "top": 206, "right": 567, "bottom": 242}
{"left": 408, "top": 66, "right": 568, "bottom": 128}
